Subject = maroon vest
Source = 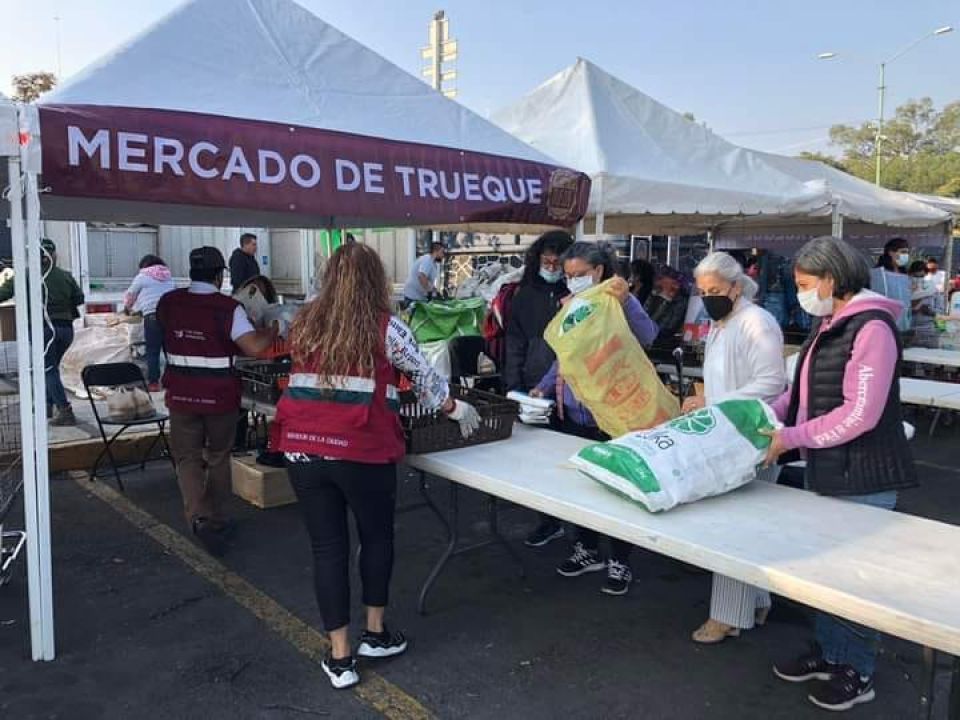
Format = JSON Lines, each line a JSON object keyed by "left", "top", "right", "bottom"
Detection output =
{"left": 157, "top": 288, "right": 242, "bottom": 414}
{"left": 275, "top": 323, "right": 405, "bottom": 464}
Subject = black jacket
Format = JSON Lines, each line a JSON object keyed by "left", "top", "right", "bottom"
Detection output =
{"left": 784, "top": 309, "right": 917, "bottom": 496}
{"left": 229, "top": 249, "right": 261, "bottom": 289}
{"left": 504, "top": 277, "right": 567, "bottom": 392}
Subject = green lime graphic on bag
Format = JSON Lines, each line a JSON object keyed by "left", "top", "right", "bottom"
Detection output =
{"left": 560, "top": 298, "right": 595, "bottom": 334}
{"left": 669, "top": 408, "right": 717, "bottom": 435}
{"left": 570, "top": 399, "right": 777, "bottom": 512}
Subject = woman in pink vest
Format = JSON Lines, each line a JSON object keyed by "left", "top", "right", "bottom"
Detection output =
{"left": 276, "top": 243, "right": 480, "bottom": 690}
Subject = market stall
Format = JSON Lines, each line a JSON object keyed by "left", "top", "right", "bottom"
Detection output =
{"left": 4, "top": 0, "right": 591, "bottom": 662}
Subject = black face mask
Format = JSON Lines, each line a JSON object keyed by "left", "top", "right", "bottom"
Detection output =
{"left": 702, "top": 294, "right": 734, "bottom": 321}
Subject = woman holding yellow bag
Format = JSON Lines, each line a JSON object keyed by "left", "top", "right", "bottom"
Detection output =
{"left": 530, "top": 242, "right": 658, "bottom": 596}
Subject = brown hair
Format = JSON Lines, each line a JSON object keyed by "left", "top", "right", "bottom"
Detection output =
{"left": 289, "top": 243, "right": 390, "bottom": 380}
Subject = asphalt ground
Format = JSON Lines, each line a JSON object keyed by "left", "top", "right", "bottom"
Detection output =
{"left": 1, "top": 410, "right": 959, "bottom": 720}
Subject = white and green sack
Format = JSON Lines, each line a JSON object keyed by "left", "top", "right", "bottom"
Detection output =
{"left": 570, "top": 399, "right": 777, "bottom": 512}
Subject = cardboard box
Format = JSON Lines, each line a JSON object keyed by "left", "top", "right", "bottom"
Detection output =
{"left": 0, "top": 303, "right": 16, "bottom": 341}
{"left": 231, "top": 455, "right": 296, "bottom": 509}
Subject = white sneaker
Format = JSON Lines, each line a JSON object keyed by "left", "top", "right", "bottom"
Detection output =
{"left": 321, "top": 654, "right": 360, "bottom": 689}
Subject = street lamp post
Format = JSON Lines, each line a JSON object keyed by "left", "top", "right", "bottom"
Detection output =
{"left": 818, "top": 25, "right": 953, "bottom": 186}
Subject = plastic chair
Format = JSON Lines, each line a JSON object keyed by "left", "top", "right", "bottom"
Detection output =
{"left": 81, "top": 363, "right": 174, "bottom": 491}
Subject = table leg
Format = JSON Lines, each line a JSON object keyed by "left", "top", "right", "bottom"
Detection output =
{"left": 949, "top": 654, "right": 960, "bottom": 720}
{"left": 488, "top": 496, "right": 525, "bottom": 579}
{"left": 417, "top": 482, "right": 460, "bottom": 615}
{"left": 920, "top": 646, "right": 937, "bottom": 720}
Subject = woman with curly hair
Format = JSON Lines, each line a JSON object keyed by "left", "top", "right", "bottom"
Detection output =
{"left": 275, "top": 243, "right": 480, "bottom": 690}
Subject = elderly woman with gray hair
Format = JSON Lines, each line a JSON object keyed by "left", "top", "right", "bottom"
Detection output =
{"left": 684, "top": 252, "right": 786, "bottom": 644}
{"left": 765, "top": 236, "right": 916, "bottom": 713}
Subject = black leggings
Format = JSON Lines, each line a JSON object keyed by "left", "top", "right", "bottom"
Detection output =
{"left": 287, "top": 459, "right": 398, "bottom": 632}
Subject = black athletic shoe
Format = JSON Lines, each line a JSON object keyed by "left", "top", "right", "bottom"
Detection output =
{"left": 556, "top": 542, "right": 605, "bottom": 577}
{"left": 357, "top": 627, "right": 408, "bottom": 659}
{"left": 808, "top": 666, "right": 875, "bottom": 711}
{"left": 601, "top": 560, "right": 633, "bottom": 596}
{"left": 321, "top": 653, "right": 360, "bottom": 689}
{"left": 192, "top": 517, "right": 227, "bottom": 557}
{"left": 524, "top": 521, "right": 565, "bottom": 548}
{"left": 773, "top": 647, "right": 842, "bottom": 683}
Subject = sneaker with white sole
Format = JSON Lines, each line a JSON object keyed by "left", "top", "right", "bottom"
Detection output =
{"left": 601, "top": 560, "right": 633, "bottom": 596}
{"left": 321, "top": 653, "right": 360, "bottom": 690}
{"left": 808, "top": 666, "right": 875, "bottom": 711}
{"left": 556, "top": 542, "right": 605, "bottom": 577}
{"left": 357, "top": 627, "right": 408, "bottom": 659}
{"left": 773, "top": 648, "right": 841, "bottom": 683}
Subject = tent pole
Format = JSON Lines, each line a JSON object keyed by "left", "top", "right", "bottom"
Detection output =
{"left": 945, "top": 222, "right": 955, "bottom": 311}
{"left": 831, "top": 202, "right": 844, "bottom": 239}
{"left": 8, "top": 151, "right": 55, "bottom": 661}
{"left": 594, "top": 175, "right": 605, "bottom": 240}
{"left": 575, "top": 220, "right": 585, "bottom": 241}
{"left": 25, "top": 162, "right": 56, "bottom": 661}
{"left": 707, "top": 229, "right": 715, "bottom": 253}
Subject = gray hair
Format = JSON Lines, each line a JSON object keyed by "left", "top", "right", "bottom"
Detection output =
{"left": 694, "top": 252, "right": 758, "bottom": 300}
{"left": 794, "top": 236, "right": 871, "bottom": 298}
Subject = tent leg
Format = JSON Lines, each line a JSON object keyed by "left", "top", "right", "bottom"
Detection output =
{"left": 831, "top": 203, "right": 844, "bottom": 239}
{"left": 8, "top": 153, "right": 55, "bottom": 661}
{"left": 575, "top": 220, "right": 585, "bottom": 241}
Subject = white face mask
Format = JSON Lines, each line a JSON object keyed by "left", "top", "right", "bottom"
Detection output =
{"left": 566, "top": 275, "right": 595, "bottom": 295}
{"left": 797, "top": 284, "right": 834, "bottom": 317}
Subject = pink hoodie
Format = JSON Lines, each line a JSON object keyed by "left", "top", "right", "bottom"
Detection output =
{"left": 771, "top": 290, "right": 902, "bottom": 452}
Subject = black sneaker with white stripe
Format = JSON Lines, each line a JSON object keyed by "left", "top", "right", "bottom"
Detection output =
{"left": 773, "top": 648, "right": 841, "bottom": 683}
{"left": 601, "top": 560, "right": 633, "bottom": 596}
{"left": 808, "top": 666, "right": 875, "bottom": 711}
{"left": 321, "top": 653, "right": 360, "bottom": 690}
{"left": 556, "top": 542, "right": 605, "bottom": 577}
{"left": 357, "top": 627, "right": 408, "bottom": 659}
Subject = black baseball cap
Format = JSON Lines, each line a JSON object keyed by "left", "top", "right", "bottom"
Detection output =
{"left": 189, "top": 246, "right": 226, "bottom": 272}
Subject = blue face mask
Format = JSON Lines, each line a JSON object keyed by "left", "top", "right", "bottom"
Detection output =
{"left": 539, "top": 268, "right": 563, "bottom": 284}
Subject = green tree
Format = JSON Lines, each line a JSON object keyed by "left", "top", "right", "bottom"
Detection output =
{"left": 826, "top": 97, "right": 960, "bottom": 194}
{"left": 11, "top": 72, "right": 57, "bottom": 103}
{"left": 798, "top": 151, "right": 849, "bottom": 171}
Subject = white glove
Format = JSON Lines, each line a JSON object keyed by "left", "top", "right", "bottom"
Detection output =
{"left": 447, "top": 399, "right": 481, "bottom": 439}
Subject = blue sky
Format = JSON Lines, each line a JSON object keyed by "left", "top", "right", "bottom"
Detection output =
{"left": 2, "top": 0, "right": 957, "bottom": 155}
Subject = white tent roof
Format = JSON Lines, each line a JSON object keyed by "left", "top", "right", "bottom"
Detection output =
{"left": 904, "top": 192, "right": 960, "bottom": 218}
{"left": 755, "top": 153, "right": 950, "bottom": 228}
{"left": 492, "top": 59, "right": 831, "bottom": 234}
{"left": 494, "top": 58, "right": 949, "bottom": 234}
{"left": 32, "top": 0, "right": 589, "bottom": 229}
{"left": 43, "top": 0, "right": 551, "bottom": 163}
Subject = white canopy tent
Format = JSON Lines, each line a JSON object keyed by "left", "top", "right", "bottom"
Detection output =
{"left": 6, "top": 0, "right": 591, "bottom": 662}
{"left": 492, "top": 58, "right": 832, "bottom": 236}
{"left": 493, "top": 58, "right": 951, "bottom": 243}
{"left": 27, "top": 0, "right": 588, "bottom": 232}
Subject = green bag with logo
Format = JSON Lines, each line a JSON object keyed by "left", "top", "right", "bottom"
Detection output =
{"left": 408, "top": 298, "right": 486, "bottom": 343}
{"left": 570, "top": 399, "right": 777, "bottom": 512}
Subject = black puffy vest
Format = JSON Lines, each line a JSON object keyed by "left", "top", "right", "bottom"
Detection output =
{"left": 784, "top": 309, "right": 917, "bottom": 496}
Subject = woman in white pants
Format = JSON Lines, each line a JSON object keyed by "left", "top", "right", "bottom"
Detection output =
{"left": 683, "top": 252, "right": 786, "bottom": 644}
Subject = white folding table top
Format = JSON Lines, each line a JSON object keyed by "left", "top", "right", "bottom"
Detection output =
{"left": 903, "top": 347, "right": 960, "bottom": 368}
{"left": 408, "top": 424, "right": 960, "bottom": 656}
{"left": 900, "top": 377, "right": 960, "bottom": 410}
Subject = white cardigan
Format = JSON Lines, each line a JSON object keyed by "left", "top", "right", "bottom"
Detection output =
{"left": 702, "top": 299, "right": 786, "bottom": 405}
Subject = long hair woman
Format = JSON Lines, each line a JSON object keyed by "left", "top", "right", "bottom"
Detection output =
{"left": 275, "top": 243, "right": 479, "bottom": 690}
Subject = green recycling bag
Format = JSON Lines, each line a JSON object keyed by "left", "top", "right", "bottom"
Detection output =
{"left": 408, "top": 299, "right": 485, "bottom": 343}
{"left": 570, "top": 399, "right": 777, "bottom": 512}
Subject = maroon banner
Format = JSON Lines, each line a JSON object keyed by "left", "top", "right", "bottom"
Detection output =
{"left": 38, "top": 105, "right": 590, "bottom": 227}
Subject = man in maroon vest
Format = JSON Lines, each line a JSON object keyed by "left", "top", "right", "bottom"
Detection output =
{"left": 157, "top": 246, "right": 276, "bottom": 555}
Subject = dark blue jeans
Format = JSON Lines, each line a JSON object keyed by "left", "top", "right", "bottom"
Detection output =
{"left": 143, "top": 313, "right": 163, "bottom": 383}
{"left": 45, "top": 322, "right": 74, "bottom": 409}
{"left": 815, "top": 490, "right": 898, "bottom": 677}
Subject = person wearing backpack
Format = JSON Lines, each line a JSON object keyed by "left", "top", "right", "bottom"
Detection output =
{"left": 503, "top": 231, "right": 573, "bottom": 548}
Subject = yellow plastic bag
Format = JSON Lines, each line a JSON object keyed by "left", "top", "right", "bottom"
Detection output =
{"left": 545, "top": 280, "right": 679, "bottom": 437}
